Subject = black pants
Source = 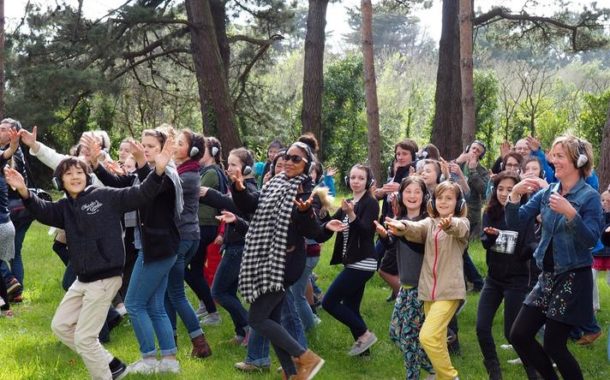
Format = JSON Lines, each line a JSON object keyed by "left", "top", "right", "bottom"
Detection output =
{"left": 476, "top": 278, "right": 528, "bottom": 362}
{"left": 0, "top": 272, "right": 9, "bottom": 311}
{"left": 510, "top": 304, "right": 583, "bottom": 380}
{"left": 249, "top": 291, "right": 306, "bottom": 375}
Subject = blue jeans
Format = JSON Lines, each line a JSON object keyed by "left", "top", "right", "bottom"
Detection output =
{"left": 323, "top": 267, "right": 374, "bottom": 340}
{"left": 211, "top": 244, "right": 248, "bottom": 337}
{"left": 245, "top": 288, "right": 307, "bottom": 369}
{"left": 125, "top": 252, "right": 177, "bottom": 357}
{"left": 0, "top": 220, "right": 32, "bottom": 290}
{"left": 165, "top": 240, "right": 203, "bottom": 339}
{"left": 185, "top": 225, "right": 217, "bottom": 312}
{"left": 291, "top": 256, "right": 320, "bottom": 332}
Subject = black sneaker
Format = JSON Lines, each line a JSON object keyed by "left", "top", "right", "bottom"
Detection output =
{"left": 109, "top": 357, "right": 128, "bottom": 380}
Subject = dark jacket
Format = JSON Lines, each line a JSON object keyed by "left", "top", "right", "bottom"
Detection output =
{"left": 23, "top": 172, "right": 163, "bottom": 282}
{"left": 481, "top": 211, "right": 535, "bottom": 287}
{"left": 322, "top": 193, "right": 379, "bottom": 266}
{"left": 200, "top": 178, "right": 257, "bottom": 247}
{"left": 94, "top": 163, "right": 179, "bottom": 262}
{"left": 600, "top": 212, "right": 610, "bottom": 257}
{"left": 232, "top": 177, "right": 324, "bottom": 286}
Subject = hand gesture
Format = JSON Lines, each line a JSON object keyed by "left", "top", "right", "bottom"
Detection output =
{"left": 384, "top": 216, "right": 406, "bottom": 236}
{"left": 390, "top": 193, "right": 400, "bottom": 217}
{"left": 483, "top": 227, "right": 499, "bottom": 236}
{"left": 455, "top": 152, "right": 470, "bottom": 165}
{"left": 500, "top": 141, "right": 512, "bottom": 158}
{"left": 105, "top": 160, "right": 125, "bottom": 175}
{"left": 449, "top": 162, "right": 464, "bottom": 178}
{"left": 18, "top": 126, "right": 37, "bottom": 148}
{"left": 438, "top": 215, "right": 453, "bottom": 231}
{"left": 3, "top": 167, "right": 28, "bottom": 196}
{"left": 199, "top": 186, "right": 209, "bottom": 198}
{"left": 439, "top": 158, "right": 450, "bottom": 180}
{"left": 7, "top": 129, "right": 20, "bottom": 151}
{"left": 81, "top": 134, "right": 101, "bottom": 168}
{"left": 549, "top": 193, "right": 576, "bottom": 219}
{"left": 373, "top": 220, "right": 388, "bottom": 239}
{"left": 227, "top": 169, "right": 245, "bottom": 191}
{"left": 526, "top": 136, "right": 541, "bottom": 152}
{"left": 325, "top": 219, "right": 348, "bottom": 232}
{"left": 294, "top": 195, "right": 314, "bottom": 212}
{"left": 326, "top": 166, "right": 338, "bottom": 177}
{"left": 511, "top": 177, "right": 541, "bottom": 196}
{"left": 215, "top": 210, "right": 237, "bottom": 224}
{"left": 213, "top": 234, "right": 224, "bottom": 245}
{"left": 155, "top": 136, "right": 175, "bottom": 175}
{"left": 382, "top": 181, "right": 400, "bottom": 194}
{"left": 128, "top": 140, "right": 146, "bottom": 167}
{"left": 341, "top": 199, "right": 354, "bottom": 214}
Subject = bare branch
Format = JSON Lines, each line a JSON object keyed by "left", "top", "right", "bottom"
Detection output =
{"left": 227, "top": 34, "right": 284, "bottom": 45}
{"left": 121, "top": 27, "right": 189, "bottom": 60}
{"left": 113, "top": 47, "right": 191, "bottom": 80}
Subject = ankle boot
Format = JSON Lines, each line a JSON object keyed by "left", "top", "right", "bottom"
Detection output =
{"left": 191, "top": 334, "right": 212, "bottom": 358}
{"left": 483, "top": 358, "right": 503, "bottom": 380}
{"left": 293, "top": 350, "right": 324, "bottom": 380}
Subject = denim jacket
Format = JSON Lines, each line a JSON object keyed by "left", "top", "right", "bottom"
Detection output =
{"left": 505, "top": 178, "right": 603, "bottom": 274}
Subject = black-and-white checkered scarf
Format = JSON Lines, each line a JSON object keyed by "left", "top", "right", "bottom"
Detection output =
{"left": 239, "top": 172, "right": 308, "bottom": 303}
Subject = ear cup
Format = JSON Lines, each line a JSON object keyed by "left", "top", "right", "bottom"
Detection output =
{"left": 86, "top": 173, "right": 93, "bottom": 187}
{"left": 455, "top": 198, "right": 466, "bottom": 214}
{"left": 52, "top": 177, "right": 63, "bottom": 191}
{"left": 190, "top": 146, "right": 200, "bottom": 158}
{"left": 211, "top": 146, "right": 219, "bottom": 157}
{"left": 344, "top": 175, "right": 350, "bottom": 189}
{"left": 242, "top": 165, "right": 252, "bottom": 176}
{"left": 540, "top": 169, "right": 545, "bottom": 179}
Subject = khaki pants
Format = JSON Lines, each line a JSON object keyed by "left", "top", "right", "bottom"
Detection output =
{"left": 51, "top": 276, "right": 122, "bottom": 380}
{"left": 420, "top": 300, "right": 460, "bottom": 380}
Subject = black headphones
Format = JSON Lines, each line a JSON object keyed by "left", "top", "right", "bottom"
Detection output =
{"left": 429, "top": 183, "right": 466, "bottom": 215}
{"left": 242, "top": 149, "right": 255, "bottom": 176}
{"left": 576, "top": 139, "right": 588, "bottom": 168}
{"left": 291, "top": 141, "right": 314, "bottom": 174}
{"left": 344, "top": 165, "right": 375, "bottom": 190}
{"left": 52, "top": 164, "right": 93, "bottom": 191}
{"left": 270, "top": 150, "right": 286, "bottom": 176}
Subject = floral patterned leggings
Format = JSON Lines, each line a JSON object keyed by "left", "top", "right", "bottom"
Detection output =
{"left": 389, "top": 287, "right": 433, "bottom": 380}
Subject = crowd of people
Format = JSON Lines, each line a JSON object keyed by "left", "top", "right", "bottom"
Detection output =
{"left": 0, "top": 116, "right": 609, "bottom": 380}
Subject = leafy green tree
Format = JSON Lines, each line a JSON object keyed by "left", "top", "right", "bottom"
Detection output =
{"left": 578, "top": 90, "right": 610, "bottom": 166}
{"left": 473, "top": 70, "right": 499, "bottom": 168}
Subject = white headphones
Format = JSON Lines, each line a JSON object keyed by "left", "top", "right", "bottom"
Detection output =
{"left": 211, "top": 146, "right": 219, "bottom": 157}
{"left": 576, "top": 140, "right": 588, "bottom": 168}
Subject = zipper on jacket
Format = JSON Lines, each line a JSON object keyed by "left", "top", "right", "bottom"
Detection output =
{"left": 431, "top": 228, "right": 442, "bottom": 300}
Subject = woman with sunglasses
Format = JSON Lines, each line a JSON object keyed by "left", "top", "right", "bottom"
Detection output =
{"left": 232, "top": 142, "right": 341, "bottom": 379}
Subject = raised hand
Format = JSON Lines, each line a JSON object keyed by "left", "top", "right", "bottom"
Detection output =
{"left": 294, "top": 195, "right": 314, "bottom": 212}
{"left": 18, "top": 126, "right": 38, "bottom": 149}
{"left": 3, "top": 167, "right": 28, "bottom": 197}
{"left": 81, "top": 134, "right": 102, "bottom": 168}
{"left": 526, "top": 136, "right": 541, "bottom": 152}
{"left": 326, "top": 166, "right": 338, "bottom": 177}
{"left": 511, "top": 177, "right": 542, "bottom": 197}
{"left": 325, "top": 219, "right": 348, "bottom": 232}
{"left": 373, "top": 220, "right": 388, "bottom": 239}
{"left": 483, "top": 226, "right": 499, "bottom": 236}
{"left": 215, "top": 210, "right": 237, "bottom": 224}
{"left": 438, "top": 215, "right": 453, "bottom": 231}
{"left": 155, "top": 135, "right": 175, "bottom": 175}
{"left": 128, "top": 139, "right": 146, "bottom": 169}
{"left": 341, "top": 199, "right": 354, "bottom": 214}
{"left": 227, "top": 169, "right": 245, "bottom": 191}
{"left": 500, "top": 141, "right": 512, "bottom": 158}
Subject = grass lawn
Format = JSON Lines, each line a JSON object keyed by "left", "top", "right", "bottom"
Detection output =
{"left": 1, "top": 221, "right": 609, "bottom": 379}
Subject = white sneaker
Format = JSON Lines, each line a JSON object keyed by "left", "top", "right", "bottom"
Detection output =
{"left": 157, "top": 358, "right": 180, "bottom": 374}
{"left": 507, "top": 357, "right": 522, "bottom": 365}
{"left": 128, "top": 358, "right": 158, "bottom": 374}
{"left": 196, "top": 302, "right": 208, "bottom": 318}
{"left": 201, "top": 312, "right": 222, "bottom": 326}
{"left": 500, "top": 344, "right": 513, "bottom": 350}
{"left": 115, "top": 304, "right": 127, "bottom": 317}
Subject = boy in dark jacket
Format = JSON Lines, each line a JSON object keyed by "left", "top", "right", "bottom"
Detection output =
{"left": 3, "top": 139, "right": 172, "bottom": 380}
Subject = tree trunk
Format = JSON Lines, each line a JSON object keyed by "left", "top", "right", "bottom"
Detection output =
{"left": 0, "top": 0, "right": 5, "bottom": 118}
{"left": 301, "top": 0, "right": 329, "bottom": 152}
{"left": 185, "top": 0, "right": 241, "bottom": 152}
{"left": 431, "top": 0, "right": 463, "bottom": 160}
{"left": 209, "top": 0, "right": 230, "bottom": 80}
{"left": 598, "top": 99, "right": 610, "bottom": 191}
{"left": 361, "top": 0, "right": 382, "bottom": 184}
{"left": 460, "top": 0, "right": 475, "bottom": 147}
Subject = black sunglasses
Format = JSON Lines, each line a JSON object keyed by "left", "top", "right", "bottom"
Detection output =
{"left": 283, "top": 154, "right": 308, "bottom": 164}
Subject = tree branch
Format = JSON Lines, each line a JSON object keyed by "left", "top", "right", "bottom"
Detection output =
{"left": 121, "top": 26, "right": 190, "bottom": 60}
{"left": 228, "top": 33, "right": 284, "bottom": 45}
{"left": 113, "top": 47, "right": 191, "bottom": 80}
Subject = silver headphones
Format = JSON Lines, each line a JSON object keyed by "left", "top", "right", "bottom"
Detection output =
{"left": 576, "top": 140, "right": 588, "bottom": 168}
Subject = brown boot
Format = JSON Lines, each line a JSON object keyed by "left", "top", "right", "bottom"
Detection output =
{"left": 292, "top": 350, "right": 324, "bottom": 380}
{"left": 191, "top": 334, "right": 212, "bottom": 358}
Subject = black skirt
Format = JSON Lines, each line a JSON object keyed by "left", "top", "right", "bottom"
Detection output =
{"left": 524, "top": 266, "right": 593, "bottom": 327}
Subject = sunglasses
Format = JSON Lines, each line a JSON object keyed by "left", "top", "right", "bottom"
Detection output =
{"left": 283, "top": 154, "right": 308, "bottom": 164}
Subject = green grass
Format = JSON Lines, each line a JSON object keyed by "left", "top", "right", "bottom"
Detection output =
{"left": 1, "top": 221, "right": 609, "bottom": 379}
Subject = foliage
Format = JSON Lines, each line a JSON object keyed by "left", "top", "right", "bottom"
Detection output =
{"left": 578, "top": 90, "right": 610, "bottom": 165}
{"left": 473, "top": 70, "right": 499, "bottom": 169}
{"left": 321, "top": 55, "right": 367, "bottom": 187}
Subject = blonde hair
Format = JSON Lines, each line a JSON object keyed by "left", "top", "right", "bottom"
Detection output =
{"left": 551, "top": 135, "right": 593, "bottom": 178}
{"left": 427, "top": 181, "right": 468, "bottom": 218}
